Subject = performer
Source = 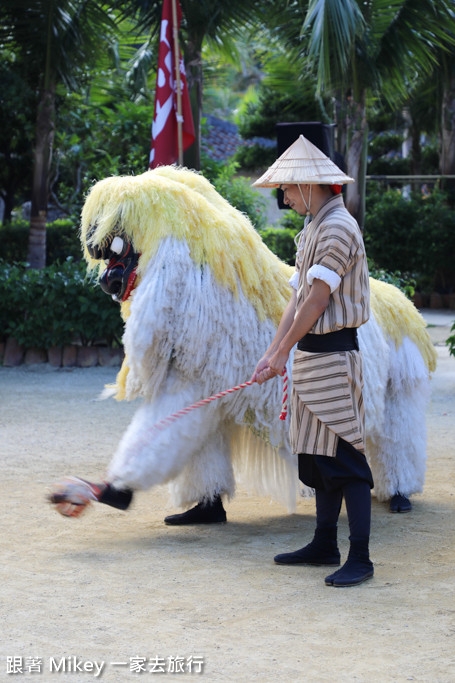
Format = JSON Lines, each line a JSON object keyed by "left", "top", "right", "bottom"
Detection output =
{"left": 251, "top": 135, "right": 374, "bottom": 587}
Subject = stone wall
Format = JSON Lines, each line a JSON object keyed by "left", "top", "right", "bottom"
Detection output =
{"left": 1, "top": 337, "right": 123, "bottom": 368}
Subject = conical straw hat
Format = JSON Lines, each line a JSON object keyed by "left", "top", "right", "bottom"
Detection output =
{"left": 252, "top": 134, "right": 354, "bottom": 187}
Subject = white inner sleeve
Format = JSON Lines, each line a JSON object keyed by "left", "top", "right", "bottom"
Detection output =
{"left": 288, "top": 271, "right": 299, "bottom": 291}
{"left": 306, "top": 264, "right": 341, "bottom": 293}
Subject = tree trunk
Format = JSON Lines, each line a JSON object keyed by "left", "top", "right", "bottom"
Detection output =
{"left": 441, "top": 61, "right": 455, "bottom": 202}
{"left": 403, "top": 106, "right": 422, "bottom": 194}
{"left": 27, "top": 84, "right": 55, "bottom": 269}
{"left": 183, "top": 36, "right": 203, "bottom": 171}
{"left": 333, "top": 90, "right": 347, "bottom": 159}
{"left": 2, "top": 184, "right": 16, "bottom": 224}
{"left": 345, "top": 91, "right": 368, "bottom": 229}
{"left": 410, "top": 125, "right": 422, "bottom": 194}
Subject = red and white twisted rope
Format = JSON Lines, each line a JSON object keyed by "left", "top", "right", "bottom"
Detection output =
{"left": 146, "top": 371, "right": 289, "bottom": 436}
{"left": 151, "top": 380, "right": 255, "bottom": 432}
{"left": 279, "top": 369, "right": 288, "bottom": 421}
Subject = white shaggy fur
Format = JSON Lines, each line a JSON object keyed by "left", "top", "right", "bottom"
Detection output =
{"left": 106, "top": 235, "right": 431, "bottom": 509}
{"left": 364, "top": 336, "right": 430, "bottom": 501}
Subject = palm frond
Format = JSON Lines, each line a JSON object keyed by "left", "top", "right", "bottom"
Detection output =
{"left": 302, "top": 0, "right": 365, "bottom": 93}
{"left": 374, "top": 0, "right": 455, "bottom": 88}
{"left": 0, "top": 0, "right": 118, "bottom": 90}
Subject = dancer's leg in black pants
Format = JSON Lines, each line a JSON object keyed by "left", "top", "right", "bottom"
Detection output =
{"left": 325, "top": 478, "right": 373, "bottom": 586}
{"left": 274, "top": 487, "right": 343, "bottom": 566}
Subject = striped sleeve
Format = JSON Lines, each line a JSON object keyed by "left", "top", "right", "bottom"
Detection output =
{"left": 313, "top": 222, "right": 358, "bottom": 279}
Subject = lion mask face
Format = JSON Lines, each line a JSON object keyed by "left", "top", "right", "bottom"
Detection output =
{"left": 86, "top": 230, "right": 140, "bottom": 302}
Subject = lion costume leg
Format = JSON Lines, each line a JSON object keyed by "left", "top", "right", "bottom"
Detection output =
{"left": 49, "top": 385, "right": 230, "bottom": 517}
{"left": 107, "top": 390, "right": 225, "bottom": 491}
{"left": 340, "top": 314, "right": 431, "bottom": 513}
{"left": 365, "top": 337, "right": 430, "bottom": 509}
{"left": 162, "top": 429, "right": 233, "bottom": 524}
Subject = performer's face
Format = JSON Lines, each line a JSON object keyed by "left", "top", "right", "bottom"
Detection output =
{"left": 280, "top": 183, "right": 310, "bottom": 215}
{"left": 86, "top": 232, "right": 140, "bottom": 302}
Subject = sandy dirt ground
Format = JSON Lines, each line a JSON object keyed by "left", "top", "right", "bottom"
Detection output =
{"left": 0, "top": 317, "right": 454, "bottom": 683}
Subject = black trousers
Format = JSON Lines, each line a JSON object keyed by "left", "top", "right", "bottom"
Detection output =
{"left": 299, "top": 438, "right": 374, "bottom": 541}
{"left": 298, "top": 437, "right": 373, "bottom": 492}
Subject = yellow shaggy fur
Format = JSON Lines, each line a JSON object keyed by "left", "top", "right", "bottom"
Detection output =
{"left": 369, "top": 278, "right": 437, "bottom": 373}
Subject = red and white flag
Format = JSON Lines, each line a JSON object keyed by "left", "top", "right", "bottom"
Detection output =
{"left": 149, "top": 0, "right": 195, "bottom": 168}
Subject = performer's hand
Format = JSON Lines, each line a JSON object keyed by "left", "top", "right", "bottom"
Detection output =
{"left": 251, "top": 355, "right": 270, "bottom": 384}
{"left": 252, "top": 349, "right": 288, "bottom": 385}
{"left": 267, "top": 347, "right": 288, "bottom": 379}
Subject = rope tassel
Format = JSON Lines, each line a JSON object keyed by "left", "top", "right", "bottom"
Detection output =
{"left": 279, "top": 369, "right": 288, "bottom": 421}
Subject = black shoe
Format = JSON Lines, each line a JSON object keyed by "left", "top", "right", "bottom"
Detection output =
{"left": 389, "top": 493, "right": 412, "bottom": 513}
{"left": 274, "top": 546, "right": 340, "bottom": 566}
{"left": 164, "top": 496, "right": 227, "bottom": 525}
{"left": 325, "top": 538, "right": 373, "bottom": 587}
{"left": 274, "top": 527, "right": 340, "bottom": 566}
{"left": 325, "top": 561, "right": 374, "bottom": 587}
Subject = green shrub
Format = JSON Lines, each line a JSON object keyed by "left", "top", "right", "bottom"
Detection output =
{"left": 258, "top": 209, "right": 305, "bottom": 265}
{"left": 200, "top": 149, "right": 225, "bottom": 183}
{"left": 367, "top": 132, "right": 410, "bottom": 176}
{"left": 0, "top": 258, "right": 123, "bottom": 349}
{"left": 46, "top": 219, "right": 81, "bottom": 263}
{"left": 0, "top": 218, "right": 81, "bottom": 264}
{"left": 367, "top": 258, "right": 415, "bottom": 299}
{"left": 234, "top": 144, "right": 276, "bottom": 171}
{"left": 211, "top": 160, "right": 267, "bottom": 230}
{"left": 280, "top": 209, "right": 307, "bottom": 233}
{"left": 0, "top": 220, "right": 30, "bottom": 262}
{"left": 368, "top": 156, "right": 410, "bottom": 176}
{"left": 447, "top": 322, "right": 455, "bottom": 359}
{"left": 364, "top": 187, "right": 455, "bottom": 292}
{"left": 258, "top": 227, "right": 299, "bottom": 265}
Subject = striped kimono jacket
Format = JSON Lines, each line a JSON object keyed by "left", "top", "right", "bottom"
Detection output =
{"left": 289, "top": 194, "right": 370, "bottom": 457}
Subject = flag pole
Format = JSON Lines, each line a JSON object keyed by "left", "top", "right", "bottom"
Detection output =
{"left": 171, "top": 0, "right": 183, "bottom": 165}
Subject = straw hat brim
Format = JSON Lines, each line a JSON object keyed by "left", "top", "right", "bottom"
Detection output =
{"left": 252, "top": 134, "right": 355, "bottom": 187}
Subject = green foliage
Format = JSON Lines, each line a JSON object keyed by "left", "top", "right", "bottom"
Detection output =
{"left": 0, "top": 220, "right": 29, "bottom": 262}
{"left": 0, "top": 219, "right": 81, "bottom": 264}
{"left": 0, "top": 258, "right": 123, "bottom": 349}
{"left": 0, "top": 58, "right": 35, "bottom": 220}
{"left": 367, "top": 132, "right": 410, "bottom": 176}
{"left": 421, "top": 142, "right": 440, "bottom": 175}
{"left": 280, "top": 209, "right": 306, "bottom": 233}
{"left": 0, "top": 1, "right": 118, "bottom": 91}
{"left": 369, "top": 132, "right": 404, "bottom": 159}
{"left": 367, "top": 258, "right": 416, "bottom": 299}
{"left": 46, "top": 219, "right": 81, "bottom": 263}
{"left": 210, "top": 160, "right": 267, "bottom": 229}
{"left": 368, "top": 156, "right": 410, "bottom": 176}
{"left": 202, "top": 49, "right": 259, "bottom": 122}
{"left": 258, "top": 226, "right": 299, "bottom": 265}
{"left": 234, "top": 143, "right": 276, "bottom": 171}
{"left": 447, "top": 322, "right": 455, "bottom": 359}
{"left": 364, "top": 186, "right": 455, "bottom": 292}
{"left": 199, "top": 146, "right": 225, "bottom": 182}
{"left": 52, "top": 94, "right": 151, "bottom": 217}
{"left": 236, "top": 80, "right": 325, "bottom": 141}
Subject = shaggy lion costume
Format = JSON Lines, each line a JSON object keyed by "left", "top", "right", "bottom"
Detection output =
{"left": 50, "top": 166, "right": 436, "bottom": 517}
